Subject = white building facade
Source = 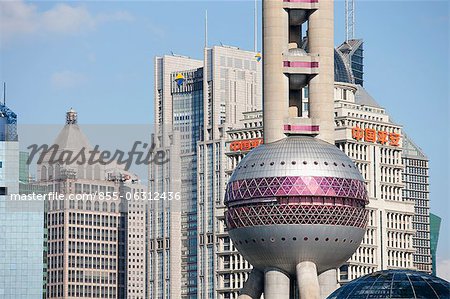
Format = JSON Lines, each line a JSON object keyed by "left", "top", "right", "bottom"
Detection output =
{"left": 334, "top": 83, "right": 416, "bottom": 282}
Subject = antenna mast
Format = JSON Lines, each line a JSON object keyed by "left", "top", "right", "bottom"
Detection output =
{"left": 345, "top": 0, "right": 355, "bottom": 42}
{"left": 254, "top": 0, "right": 258, "bottom": 52}
{"left": 3, "top": 82, "right": 5, "bottom": 105}
{"left": 205, "top": 10, "right": 208, "bottom": 48}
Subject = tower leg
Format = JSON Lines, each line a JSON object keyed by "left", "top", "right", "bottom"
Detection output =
{"left": 318, "top": 269, "right": 338, "bottom": 299}
{"left": 238, "top": 268, "right": 264, "bottom": 299}
{"left": 296, "top": 261, "right": 320, "bottom": 299}
{"left": 264, "top": 268, "right": 290, "bottom": 299}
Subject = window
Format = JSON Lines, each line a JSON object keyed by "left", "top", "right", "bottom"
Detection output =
{"left": 0, "top": 187, "right": 7, "bottom": 195}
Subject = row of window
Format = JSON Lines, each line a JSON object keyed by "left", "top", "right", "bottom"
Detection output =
{"left": 67, "top": 284, "right": 116, "bottom": 298}
{"left": 68, "top": 255, "right": 117, "bottom": 270}
{"left": 68, "top": 227, "right": 117, "bottom": 242}
{"left": 68, "top": 212, "right": 118, "bottom": 227}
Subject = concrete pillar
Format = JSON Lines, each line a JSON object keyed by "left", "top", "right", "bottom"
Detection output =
{"left": 263, "top": 0, "right": 289, "bottom": 143}
{"left": 264, "top": 268, "right": 290, "bottom": 299}
{"left": 296, "top": 261, "right": 320, "bottom": 299}
{"left": 318, "top": 269, "right": 338, "bottom": 299}
{"left": 308, "top": 0, "right": 335, "bottom": 144}
{"left": 238, "top": 268, "right": 264, "bottom": 299}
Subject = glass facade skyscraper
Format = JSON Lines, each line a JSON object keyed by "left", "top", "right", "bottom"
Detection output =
{"left": 0, "top": 103, "right": 45, "bottom": 299}
{"left": 429, "top": 213, "right": 441, "bottom": 276}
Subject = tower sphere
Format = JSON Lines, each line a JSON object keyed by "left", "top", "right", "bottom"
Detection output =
{"left": 225, "top": 136, "right": 369, "bottom": 275}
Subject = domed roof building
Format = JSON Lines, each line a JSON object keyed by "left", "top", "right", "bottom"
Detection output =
{"left": 327, "top": 269, "right": 450, "bottom": 299}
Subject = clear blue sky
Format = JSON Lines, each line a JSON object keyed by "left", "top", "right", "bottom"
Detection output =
{"left": 1, "top": 0, "right": 449, "bottom": 278}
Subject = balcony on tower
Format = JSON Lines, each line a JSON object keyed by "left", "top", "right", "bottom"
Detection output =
{"left": 283, "top": 0, "right": 319, "bottom": 11}
{"left": 283, "top": 47, "right": 319, "bottom": 75}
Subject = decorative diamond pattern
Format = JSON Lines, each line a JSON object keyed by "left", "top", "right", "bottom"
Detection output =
{"left": 226, "top": 176, "right": 368, "bottom": 204}
{"left": 226, "top": 203, "right": 369, "bottom": 229}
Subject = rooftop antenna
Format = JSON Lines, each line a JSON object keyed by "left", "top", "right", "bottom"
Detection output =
{"left": 254, "top": 0, "right": 258, "bottom": 52}
{"left": 205, "top": 9, "right": 208, "bottom": 48}
{"left": 3, "top": 82, "right": 5, "bottom": 105}
{"left": 345, "top": 0, "right": 355, "bottom": 42}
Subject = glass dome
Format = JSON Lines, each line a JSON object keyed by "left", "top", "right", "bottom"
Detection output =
{"left": 327, "top": 269, "right": 450, "bottom": 299}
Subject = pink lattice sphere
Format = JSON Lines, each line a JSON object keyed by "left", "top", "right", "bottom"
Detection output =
{"left": 225, "top": 136, "right": 369, "bottom": 274}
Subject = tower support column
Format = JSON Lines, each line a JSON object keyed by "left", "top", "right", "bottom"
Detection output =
{"left": 319, "top": 268, "right": 338, "bottom": 298}
{"left": 238, "top": 268, "right": 264, "bottom": 299}
{"left": 264, "top": 268, "right": 290, "bottom": 299}
{"left": 296, "top": 261, "right": 320, "bottom": 299}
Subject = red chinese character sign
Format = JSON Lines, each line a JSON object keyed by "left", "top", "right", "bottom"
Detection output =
{"left": 230, "top": 138, "right": 263, "bottom": 152}
{"left": 352, "top": 127, "right": 400, "bottom": 146}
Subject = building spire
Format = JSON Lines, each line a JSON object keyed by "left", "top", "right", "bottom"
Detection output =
{"left": 66, "top": 108, "right": 77, "bottom": 125}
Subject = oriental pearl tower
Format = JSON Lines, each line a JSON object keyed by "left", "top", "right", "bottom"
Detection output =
{"left": 224, "top": 1, "right": 369, "bottom": 298}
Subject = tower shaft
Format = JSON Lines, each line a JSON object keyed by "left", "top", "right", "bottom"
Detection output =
{"left": 262, "top": 0, "right": 335, "bottom": 144}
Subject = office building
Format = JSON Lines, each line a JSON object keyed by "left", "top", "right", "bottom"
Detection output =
{"left": 402, "top": 135, "right": 432, "bottom": 273}
{"left": 0, "top": 102, "right": 45, "bottom": 299}
{"left": 149, "top": 46, "right": 261, "bottom": 299}
{"left": 334, "top": 82, "right": 416, "bottom": 282}
{"left": 41, "top": 109, "right": 146, "bottom": 299}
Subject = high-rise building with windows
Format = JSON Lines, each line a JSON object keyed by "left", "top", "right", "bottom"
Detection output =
{"left": 41, "top": 109, "right": 146, "bottom": 299}
{"left": 334, "top": 83, "right": 416, "bottom": 282}
{"left": 402, "top": 135, "right": 432, "bottom": 273}
{"left": 0, "top": 102, "right": 46, "bottom": 299}
{"left": 149, "top": 54, "right": 203, "bottom": 299}
{"left": 149, "top": 46, "right": 261, "bottom": 299}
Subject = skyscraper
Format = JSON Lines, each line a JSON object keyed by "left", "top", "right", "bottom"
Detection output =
{"left": 334, "top": 84, "right": 415, "bottom": 282}
{"left": 42, "top": 109, "right": 146, "bottom": 299}
{"left": 149, "top": 46, "right": 261, "bottom": 299}
{"left": 402, "top": 135, "right": 432, "bottom": 273}
{"left": 0, "top": 102, "right": 45, "bottom": 299}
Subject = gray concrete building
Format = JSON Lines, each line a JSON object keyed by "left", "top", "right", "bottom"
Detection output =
{"left": 402, "top": 135, "right": 432, "bottom": 273}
